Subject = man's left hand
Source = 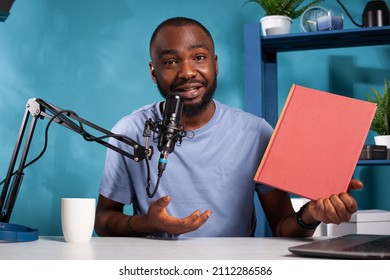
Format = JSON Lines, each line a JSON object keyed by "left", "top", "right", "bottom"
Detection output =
{"left": 306, "top": 179, "right": 363, "bottom": 224}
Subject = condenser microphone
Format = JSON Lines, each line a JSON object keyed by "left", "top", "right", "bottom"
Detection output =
{"left": 157, "top": 93, "right": 184, "bottom": 174}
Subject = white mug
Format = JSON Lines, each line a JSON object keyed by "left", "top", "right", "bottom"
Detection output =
{"left": 61, "top": 198, "right": 96, "bottom": 243}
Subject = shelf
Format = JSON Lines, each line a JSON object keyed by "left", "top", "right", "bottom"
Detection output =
{"left": 243, "top": 24, "right": 390, "bottom": 226}
{"left": 357, "top": 160, "right": 390, "bottom": 166}
{"left": 261, "top": 26, "right": 390, "bottom": 53}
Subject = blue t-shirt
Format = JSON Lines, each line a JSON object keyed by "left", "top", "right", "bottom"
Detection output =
{"left": 99, "top": 100, "right": 274, "bottom": 238}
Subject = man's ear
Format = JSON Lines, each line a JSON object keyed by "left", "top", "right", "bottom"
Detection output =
{"left": 149, "top": 62, "right": 157, "bottom": 84}
{"left": 215, "top": 55, "right": 219, "bottom": 76}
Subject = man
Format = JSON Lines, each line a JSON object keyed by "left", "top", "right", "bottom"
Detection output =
{"left": 94, "top": 17, "right": 362, "bottom": 238}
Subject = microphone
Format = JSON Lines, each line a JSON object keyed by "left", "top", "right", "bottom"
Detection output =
{"left": 144, "top": 92, "right": 190, "bottom": 198}
{"left": 157, "top": 93, "right": 184, "bottom": 175}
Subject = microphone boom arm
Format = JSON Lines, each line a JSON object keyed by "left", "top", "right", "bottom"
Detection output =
{"left": 0, "top": 98, "right": 153, "bottom": 223}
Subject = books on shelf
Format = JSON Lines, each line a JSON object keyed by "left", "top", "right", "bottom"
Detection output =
{"left": 327, "top": 209, "right": 390, "bottom": 236}
{"left": 254, "top": 84, "right": 376, "bottom": 200}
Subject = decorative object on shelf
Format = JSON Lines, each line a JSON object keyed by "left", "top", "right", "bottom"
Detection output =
{"left": 0, "top": 0, "right": 15, "bottom": 22}
{"left": 300, "top": 6, "right": 344, "bottom": 32}
{"left": 367, "top": 78, "right": 390, "bottom": 148}
{"left": 242, "top": 0, "right": 323, "bottom": 36}
{"left": 336, "top": 0, "right": 390, "bottom": 28}
{"left": 359, "top": 144, "right": 388, "bottom": 160}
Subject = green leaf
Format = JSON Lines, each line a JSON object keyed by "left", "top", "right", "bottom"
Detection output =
{"left": 367, "top": 78, "right": 390, "bottom": 135}
{"left": 242, "top": 0, "right": 324, "bottom": 19}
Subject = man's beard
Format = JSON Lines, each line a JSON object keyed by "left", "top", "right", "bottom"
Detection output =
{"left": 157, "top": 78, "right": 217, "bottom": 117}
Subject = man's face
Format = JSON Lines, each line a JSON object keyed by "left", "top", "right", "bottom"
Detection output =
{"left": 149, "top": 24, "right": 218, "bottom": 117}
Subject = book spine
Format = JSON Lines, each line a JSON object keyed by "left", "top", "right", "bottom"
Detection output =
{"left": 254, "top": 84, "right": 297, "bottom": 181}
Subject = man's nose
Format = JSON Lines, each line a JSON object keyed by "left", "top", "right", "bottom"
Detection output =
{"left": 177, "top": 60, "right": 196, "bottom": 79}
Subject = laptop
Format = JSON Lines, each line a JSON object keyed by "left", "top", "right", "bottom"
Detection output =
{"left": 289, "top": 234, "right": 390, "bottom": 259}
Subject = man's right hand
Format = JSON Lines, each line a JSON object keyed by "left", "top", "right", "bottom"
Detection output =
{"left": 141, "top": 195, "right": 212, "bottom": 235}
{"left": 94, "top": 194, "right": 211, "bottom": 237}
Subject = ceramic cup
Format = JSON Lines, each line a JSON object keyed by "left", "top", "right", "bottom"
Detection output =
{"left": 61, "top": 198, "right": 96, "bottom": 243}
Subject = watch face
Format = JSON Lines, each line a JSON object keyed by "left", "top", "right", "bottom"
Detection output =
{"left": 300, "top": 6, "right": 329, "bottom": 32}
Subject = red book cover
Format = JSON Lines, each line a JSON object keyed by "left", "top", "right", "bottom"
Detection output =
{"left": 254, "top": 84, "right": 376, "bottom": 200}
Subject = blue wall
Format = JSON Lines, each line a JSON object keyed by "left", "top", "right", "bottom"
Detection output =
{"left": 1, "top": 0, "right": 389, "bottom": 236}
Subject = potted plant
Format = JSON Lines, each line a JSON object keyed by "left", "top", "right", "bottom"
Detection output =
{"left": 367, "top": 78, "right": 390, "bottom": 148}
{"left": 243, "top": 0, "right": 324, "bottom": 36}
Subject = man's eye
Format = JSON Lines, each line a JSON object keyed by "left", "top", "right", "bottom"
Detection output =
{"left": 194, "top": 55, "right": 206, "bottom": 61}
{"left": 163, "top": 59, "right": 177, "bottom": 65}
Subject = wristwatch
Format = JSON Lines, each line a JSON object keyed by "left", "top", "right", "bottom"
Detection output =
{"left": 296, "top": 202, "right": 321, "bottom": 230}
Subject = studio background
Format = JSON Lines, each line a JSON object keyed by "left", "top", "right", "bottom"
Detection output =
{"left": 1, "top": 0, "right": 389, "bottom": 236}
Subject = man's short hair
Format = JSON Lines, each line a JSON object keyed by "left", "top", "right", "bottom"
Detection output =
{"left": 149, "top": 17, "right": 214, "bottom": 53}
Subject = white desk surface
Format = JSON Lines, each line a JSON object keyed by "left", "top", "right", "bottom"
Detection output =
{"left": 0, "top": 236, "right": 319, "bottom": 260}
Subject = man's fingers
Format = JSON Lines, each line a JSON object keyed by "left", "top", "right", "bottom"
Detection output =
{"left": 153, "top": 195, "right": 171, "bottom": 210}
{"left": 312, "top": 193, "right": 357, "bottom": 225}
{"left": 189, "top": 210, "right": 212, "bottom": 228}
{"left": 348, "top": 179, "right": 363, "bottom": 191}
{"left": 339, "top": 192, "right": 358, "bottom": 214}
{"left": 170, "top": 210, "right": 212, "bottom": 235}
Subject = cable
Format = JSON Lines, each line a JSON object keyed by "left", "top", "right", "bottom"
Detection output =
{"left": 336, "top": 0, "right": 363, "bottom": 28}
{"left": 145, "top": 157, "right": 160, "bottom": 198}
{"left": 144, "top": 121, "right": 194, "bottom": 198}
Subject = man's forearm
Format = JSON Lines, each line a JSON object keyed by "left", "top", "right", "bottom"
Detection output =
{"left": 95, "top": 211, "right": 148, "bottom": 237}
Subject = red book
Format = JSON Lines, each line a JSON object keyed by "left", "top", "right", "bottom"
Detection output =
{"left": 254, "top": 84, "right": 376, "bottom": 200}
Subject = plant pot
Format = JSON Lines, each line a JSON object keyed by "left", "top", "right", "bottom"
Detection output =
{"left": 260, "top": 15, "right": 292, "bottom": 36}
{"left": 374, "top": 135, "right": 390, "bottom": 148}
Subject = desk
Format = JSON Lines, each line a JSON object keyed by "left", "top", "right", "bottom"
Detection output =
{"left": 0, "top": 236, "right": 317, "bottom": 260}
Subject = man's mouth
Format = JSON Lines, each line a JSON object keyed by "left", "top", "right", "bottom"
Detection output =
{"left": 174, "top": 85, "right": 203, "bottom": 99}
